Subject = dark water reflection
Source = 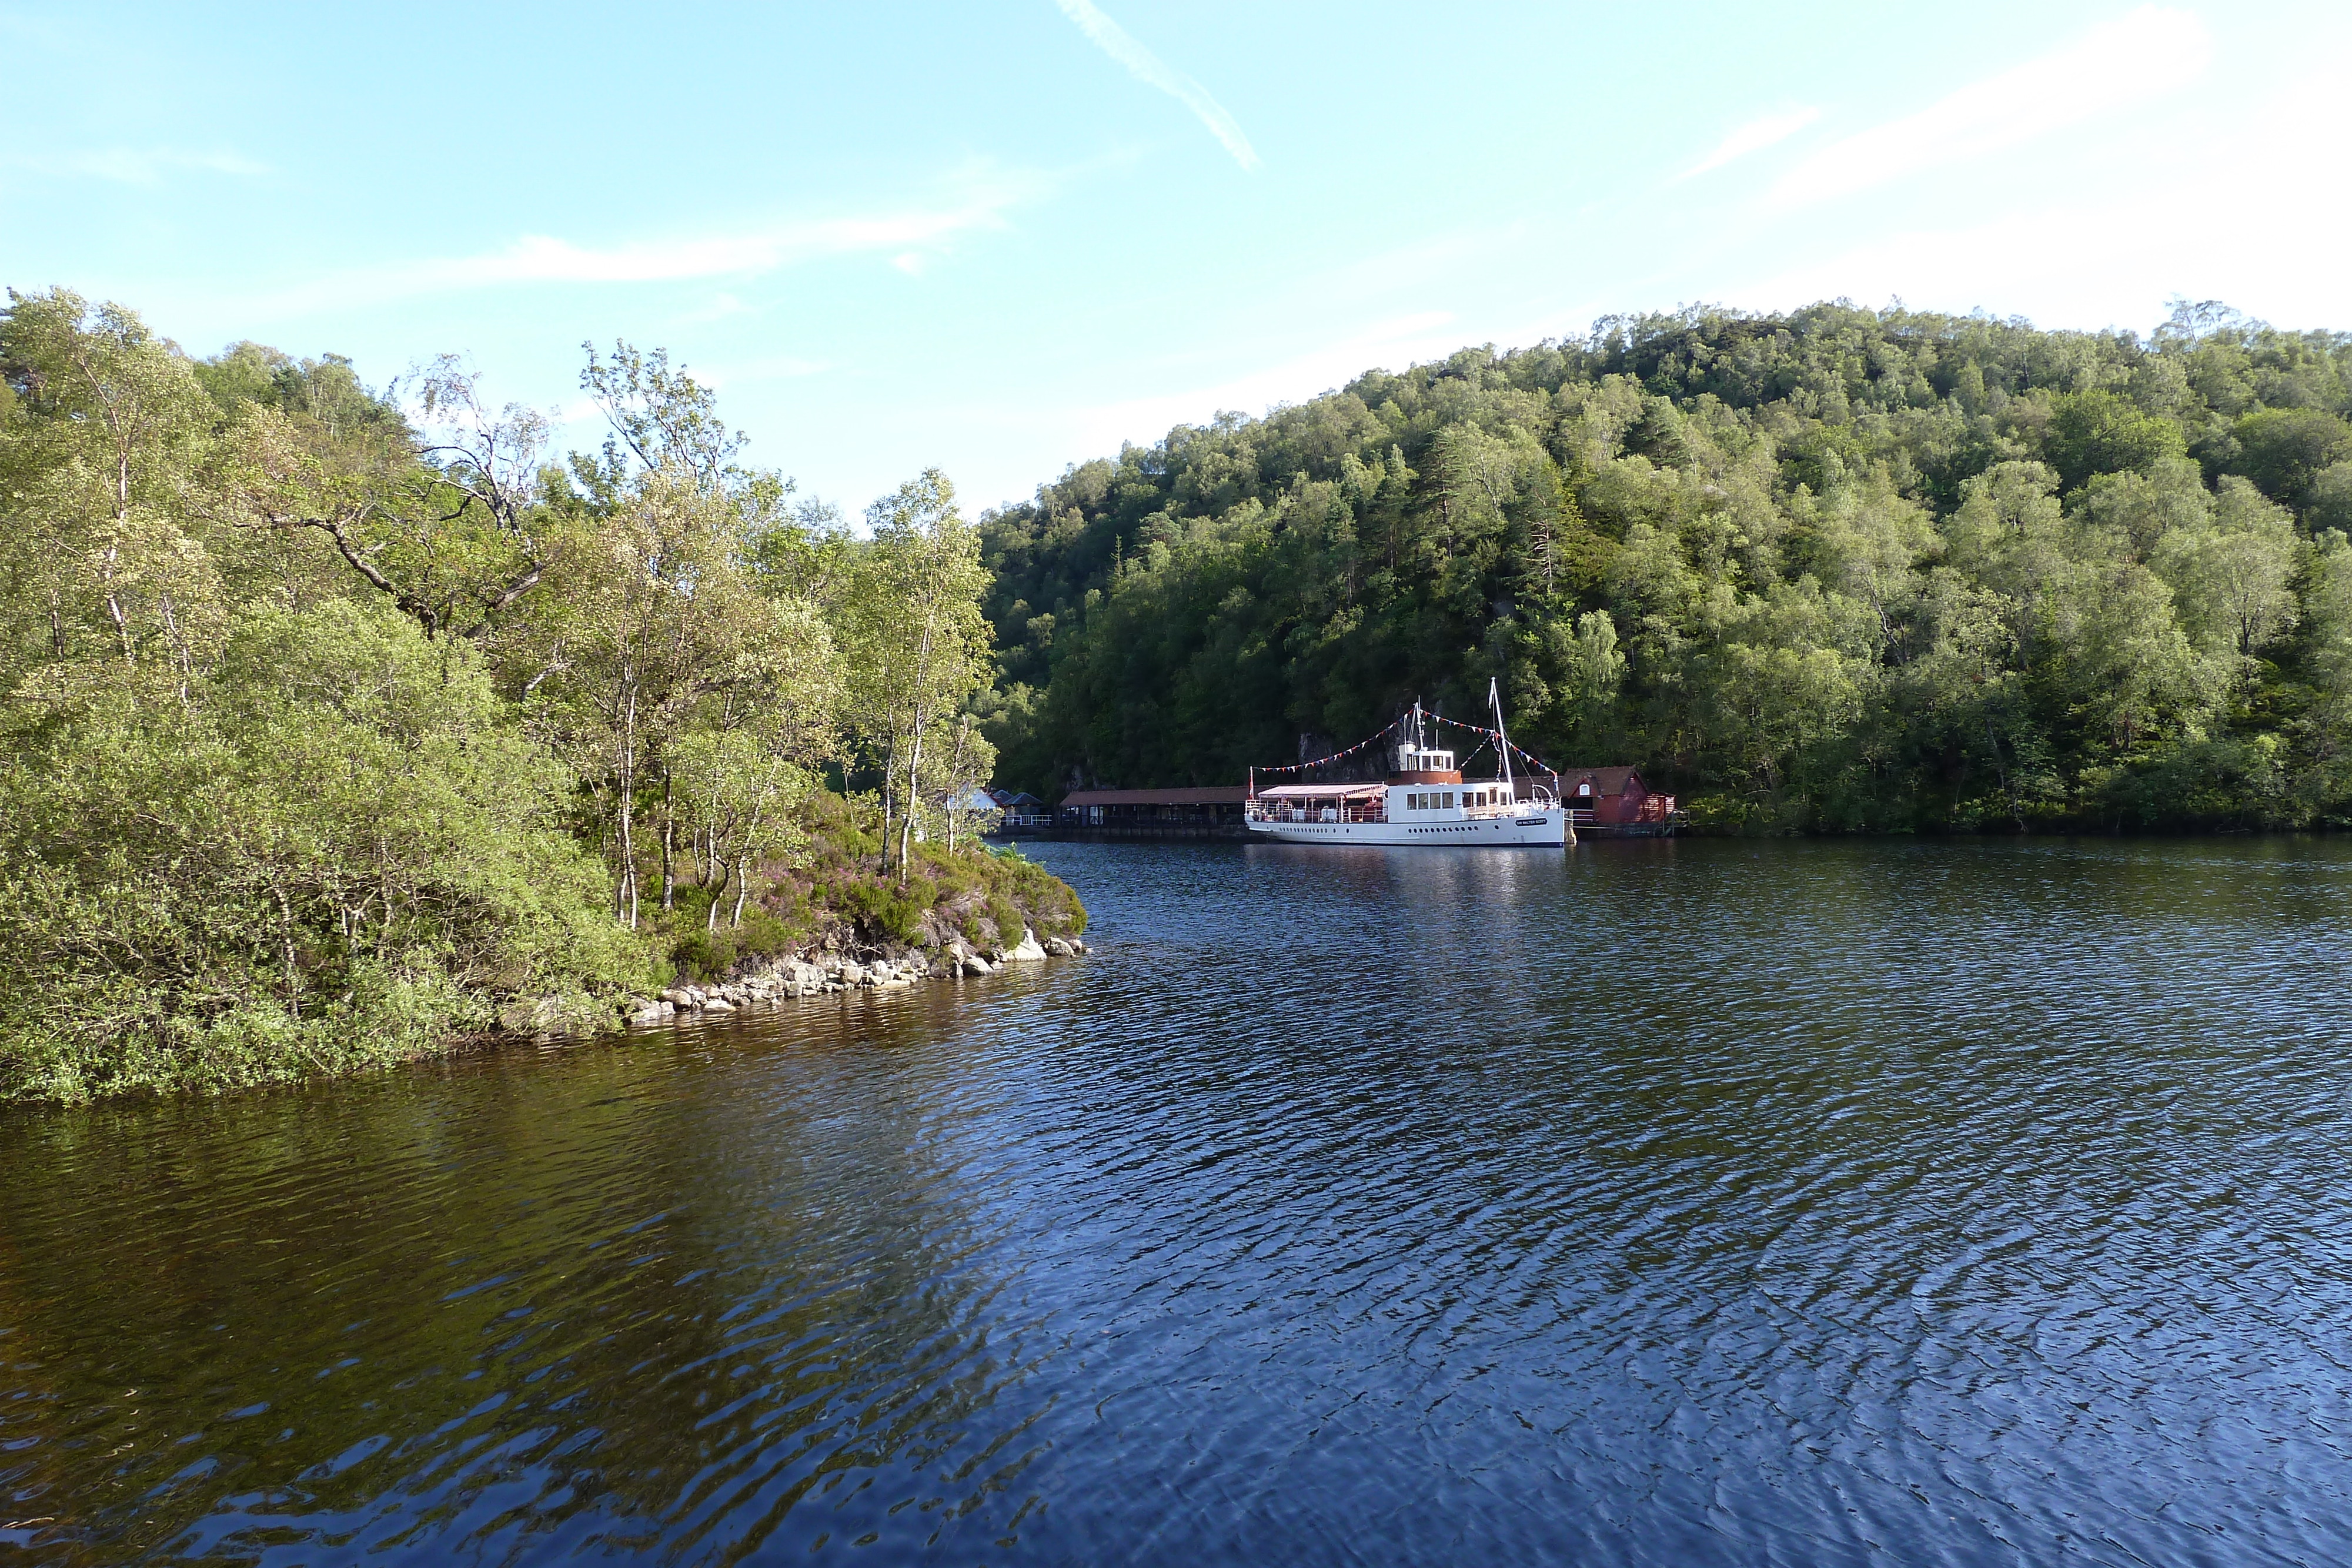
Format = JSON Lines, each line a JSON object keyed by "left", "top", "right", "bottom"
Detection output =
{"left": 8, "top": 837, "right": 2352, "bottom": 1564}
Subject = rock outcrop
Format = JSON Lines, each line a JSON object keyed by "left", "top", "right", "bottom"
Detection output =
{"left": 623, "top": 934, "right": 1087, "bottom": 1023}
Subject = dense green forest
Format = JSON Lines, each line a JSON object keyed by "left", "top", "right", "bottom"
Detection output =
{"left": 979, "top": 301, "right": 2352, "bottom": 830}
{"left": 0, "top": 288, "right": 1077, "bottom": 1104}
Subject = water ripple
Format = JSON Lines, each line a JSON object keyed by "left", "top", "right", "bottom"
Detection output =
{"left": 6, "top": 837, "right": 2352, "bottom": 1563}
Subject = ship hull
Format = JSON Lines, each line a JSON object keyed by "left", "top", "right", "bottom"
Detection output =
{"left": 1245, "top": 812, "right": 1568, "bottom": 847}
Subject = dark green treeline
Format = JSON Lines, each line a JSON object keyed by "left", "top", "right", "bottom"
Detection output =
{"left": 978, "top": 301, "right": 2352, "bottom": 830}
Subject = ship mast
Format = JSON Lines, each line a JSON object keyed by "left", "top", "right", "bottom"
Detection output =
{"left": 1488, "top": 676, "right": 1515, "bottom": 794}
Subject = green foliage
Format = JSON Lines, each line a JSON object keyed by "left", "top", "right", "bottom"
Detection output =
{"left": 2046, "top": 390, "right": 2186, "bottom": 494}
{"left": 669, "top": 898, "right": 803, "bottom": 985}
{"left": 978, "top": 302, "right": 2352, "bottom": 832}
{"left": 832, "top": 878, "right": 931, "bottom": 945}
{"left": 0, "top": 289, "right": 1083, "bottom": 1102}
{"left": 2231, "top": 407, "right": 2352, "bottom": 511}
{"left": 0, "top": 599, "right": 654, "bottom": 1103}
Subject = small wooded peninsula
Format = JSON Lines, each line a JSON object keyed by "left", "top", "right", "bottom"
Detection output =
{"left": 979, "top": 302, "right": 2352, "bottom": 833}
{"left": 0, "top": 289, "right": 1081, "bottom": 1105}
{"left": 9, "top": 290, "right": 2352, "bottom": 1104}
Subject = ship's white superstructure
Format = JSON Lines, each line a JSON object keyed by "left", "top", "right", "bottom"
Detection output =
{"left": 1244, "top": 681, "right": 1570, "bottom": 847}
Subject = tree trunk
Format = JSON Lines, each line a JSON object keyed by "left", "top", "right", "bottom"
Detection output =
{"left": 943, "top": 721, "right": 968, "bottom": 857}
{"left": 272, "top": 877, "right": 302, "bottom": 1020}
{"left": 660, "top": 768, "right": 676, "bottom": 912}
{"left": 616, "top": 780, "right": 636, "bottom": 927}
{"left": 897, "top": 718, "right": 924, "bottom": 886}
{"left": 617, "top": 680, "right": 640, "bottom": 928}
{"left": 879, "top": 734, "right": 898, "bottom": 874}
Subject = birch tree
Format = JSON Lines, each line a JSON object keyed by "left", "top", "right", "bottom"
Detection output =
{"left": 527, "top": 474, "right": 771, "bottom": 926}
{"left": 840, "top": 470, "right": 993, "bottom": 879}
{"left": 0, "top": 289, "right": 223, "bottom": 702}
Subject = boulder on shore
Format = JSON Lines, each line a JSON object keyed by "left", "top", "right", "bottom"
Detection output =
{"left": 641, "top": 929, "right": 1082, "bottom": 1017}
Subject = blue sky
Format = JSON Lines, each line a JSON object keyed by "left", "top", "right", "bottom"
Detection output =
{"left": 5, "top": 2, "right": 2348, "bottom": 516}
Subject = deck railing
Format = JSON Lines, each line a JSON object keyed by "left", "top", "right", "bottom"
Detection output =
{"left": 1246, "top": 801, "right": 1387, "bottom": 824}
{"left": 1247, "top": 798, "right": 1575, "bottom": 826}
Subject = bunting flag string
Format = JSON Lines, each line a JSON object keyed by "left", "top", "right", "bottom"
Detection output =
{"left": 1251, "top": 709, "right": 1579, "bottom": 780}
{"left": 1424, "top": 711, "right": 1572, "bottom": 780}
{"left": 1248, "top": 726, "right": 1394, "bottom": 775}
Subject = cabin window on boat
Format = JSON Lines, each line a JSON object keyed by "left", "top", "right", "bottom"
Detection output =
{"left": 1444, "top": 791, "right": 1456, "bottom": 808}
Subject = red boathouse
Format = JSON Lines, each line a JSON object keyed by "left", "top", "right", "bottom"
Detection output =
{"left": 1529, "top": 767, "right": 1678, "bottom": 835}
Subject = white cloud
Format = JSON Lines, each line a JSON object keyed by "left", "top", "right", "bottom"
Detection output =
{"left": 1726, "top": 65, "right": 2352, "bottom": 332}
{"left": 260, "top": 165, "right": 1051, "bottom": 313}
{"left": 1680, "top": 106, "right": 1822, "bottom": 179}
{"left": 1052, "top": 0, "right": 1259, "bottom": 170}
{"left": 4, "top": 146, "right": 269, "bottom": 185}
{"left": 1770, "top": 6, "right": 2210, "bottom": 206}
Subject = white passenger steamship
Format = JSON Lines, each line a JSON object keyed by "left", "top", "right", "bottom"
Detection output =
{"left": 1244, "top": 681, "right": 1571, "bottom": 847}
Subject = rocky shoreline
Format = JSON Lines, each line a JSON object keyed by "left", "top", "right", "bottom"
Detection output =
{"left": 619, "top": 927, "right": 1088, "bottom": 1025}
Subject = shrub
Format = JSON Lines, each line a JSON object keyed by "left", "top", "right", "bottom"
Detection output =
{"left": 0, "top": 601, "right": 658, "bottom": 1102}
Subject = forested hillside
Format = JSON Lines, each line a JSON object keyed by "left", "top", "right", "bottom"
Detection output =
{"left": 979, "top": 302, "right": 2352, "bottom": 830}
{"left": 0, "top": 289, "right": 1076, "bottom": 1103}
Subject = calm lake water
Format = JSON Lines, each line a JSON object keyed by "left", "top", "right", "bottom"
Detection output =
{"left": 8, "top": 837, "right": 2352, "bottom": 1565}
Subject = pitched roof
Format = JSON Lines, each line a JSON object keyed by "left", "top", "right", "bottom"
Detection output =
{"left": 1550, "top": 766, "right": 1642, "bottom": 795}
{"left": 1059, "top": 786, "right": 1251, "bottom": 807}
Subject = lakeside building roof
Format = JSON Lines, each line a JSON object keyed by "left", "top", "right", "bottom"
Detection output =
{"left": 1058, "top": 786, "right": 1251, "bottom": 808}
{"left": 1551, "top": 766, "right": 1642, "bottom": 795}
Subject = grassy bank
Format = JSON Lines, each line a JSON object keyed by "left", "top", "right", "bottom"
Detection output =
{"left": 659, "top": 790, "right": 1085, "bottom": 985}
